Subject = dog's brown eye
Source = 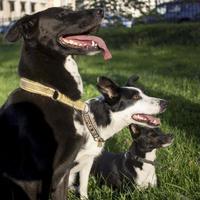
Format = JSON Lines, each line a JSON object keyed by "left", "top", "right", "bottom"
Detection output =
{"left": 132, "top": 95, "right": 141, "bottom": 100}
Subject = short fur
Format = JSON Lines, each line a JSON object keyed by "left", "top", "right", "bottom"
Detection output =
{"left": 91, "top": 125, "right": 173, "bottom": 189}
{"left": 0, "top": 7, "right": 104, "bottom": 200}
{"left": 68, "top": 76, "right": 168, "bottom": 199}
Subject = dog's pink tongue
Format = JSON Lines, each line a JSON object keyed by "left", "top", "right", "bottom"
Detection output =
{"left": 146, "top": 115, "right": 161, "bottom": 125}
{"left": 66, "top": 35, "right": 112, "bottom": 60}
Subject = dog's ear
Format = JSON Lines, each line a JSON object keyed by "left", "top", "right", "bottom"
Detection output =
{"left": 129, "top": 124, "right": 140, "bottom": 139}
{"left": 5, "top": 14, "right": 38, "bottom": 42}
{"left": 97, "top": 76, "right": 119, "bottom": 98}
{"left": 126, "top": 75, "right": 139, "bottom": 87}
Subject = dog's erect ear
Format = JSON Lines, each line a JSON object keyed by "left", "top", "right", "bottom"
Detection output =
{"left": 5, "top": 14, "right": 38, "bottom": 42}
{"left": 97, "top": 76, "right": 119, "bottom": 98}
{"left": 129, "top": 124, "right": 140, "bottom": 139}
{"left": 126, "top": 75, "right": 139, "bottom": 87}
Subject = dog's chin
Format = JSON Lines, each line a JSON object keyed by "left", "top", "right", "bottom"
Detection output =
{"left": 161, "top": 138, "right": 174, "bottom": 148}
{"left": 131, "top": 114, "right": 161, "bottom": 128}
{"left": 161, "top": 142, "right": 172, "bottom": 148}
{"left": 86, "top": 50, "right": 101, "bottom": 56}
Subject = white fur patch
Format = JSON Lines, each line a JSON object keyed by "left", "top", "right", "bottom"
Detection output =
{"left": 64, "top": 55, "right": 83, "bottom": 94}
{"left": 162, "top": 141, "right": 173, "bottom": 148}
{"left": 86, "top": 50, "right": 101, "bottom": 56}
{"left": 69, "top": 110, "right": 104, "bottom": 197}
{"left": 68, "top": 131, "right": 104, "bottom": 197}
{"left": 135, "top": 149, "right": 157, "bottom": 188}
{"left": 73, "top": 114, "right": 85, "bottom": 136}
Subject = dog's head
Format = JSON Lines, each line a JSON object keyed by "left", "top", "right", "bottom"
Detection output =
{"left": 96, "top": 76, "right": 168, "bottom": 129}
{"left": 5, "top": 7, "right": 111, "bottom": 59}
{"left": 129, "top": 124, "right": 173, "bottom": 152}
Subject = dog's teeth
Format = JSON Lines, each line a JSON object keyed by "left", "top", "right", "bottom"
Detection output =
{"left": 138, "top": 115, "right": 143, "bottom": 120}
{"left": 92, "top": 41, "right": 95, "bottom": 46}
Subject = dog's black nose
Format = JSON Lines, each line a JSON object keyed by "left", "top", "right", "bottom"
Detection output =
{"left": 169, "top": 134, "right": 173, "bottom": 139}
{"left": 166, "top": 134, "right": 174, "bottom": 143}
{"left": 160, "top": 100, "right": 168, "bottom": 111}
{"left": 96, "top": 9, "right": 104, "bottom": 18}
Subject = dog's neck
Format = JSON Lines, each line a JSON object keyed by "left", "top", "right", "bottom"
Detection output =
{"left": 126, "top": 143, "right": 156, "bottom": 167}
{"left": 18, "top": 44, "right": 81, "bottom": 100}
{"left": 88, "top": 98, "right": 130, "bottom": 141}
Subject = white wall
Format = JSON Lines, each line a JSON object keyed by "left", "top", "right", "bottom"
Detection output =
{"left": 0, "top": 0, "right": 76, "bottom": 25}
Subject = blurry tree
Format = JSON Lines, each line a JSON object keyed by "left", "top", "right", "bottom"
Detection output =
{"left": 76, "top": 0, "right": 150, "bottom": 17}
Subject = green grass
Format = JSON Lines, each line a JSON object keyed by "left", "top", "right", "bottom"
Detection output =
{"left": 0, "top": 33, "right": 200, "bottom": 200}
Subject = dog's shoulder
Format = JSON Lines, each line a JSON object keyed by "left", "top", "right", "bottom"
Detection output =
{"left": 0, "top": 99, "right": 57, "bottom": 177}
{"left": 92, "top": 151, "right": 124, "bottom": 175}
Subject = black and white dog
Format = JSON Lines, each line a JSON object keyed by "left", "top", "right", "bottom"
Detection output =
{"left": 68, "top": 76, "right": 168, "bottom": 199}
{"left": 0, "top": 7, "right": 111, "bottom": 200}
{"left": 91, "top": 125, "right": 173, "bottom": 189}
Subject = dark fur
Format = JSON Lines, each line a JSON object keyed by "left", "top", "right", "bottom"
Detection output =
{"left": 91, "top": 126, "right": 173, "bottom": 189}
{"left": 0, "top": 7, "right": 104, "bottom": 200}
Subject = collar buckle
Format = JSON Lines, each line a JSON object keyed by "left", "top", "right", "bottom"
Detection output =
{"left": 52, "top": 90, "right": 60, "bottom": 101}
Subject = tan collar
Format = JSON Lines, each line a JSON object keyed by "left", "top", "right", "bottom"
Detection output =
{"left": 20, "top": 78, "right": 86, "bottom": 111}
{"left": 20, "top": 77, "right": 105, "bottom": 147}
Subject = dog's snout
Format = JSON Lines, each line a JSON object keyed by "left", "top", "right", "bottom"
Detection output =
{"left": 160, "top": 100, "right": 168, "bottom": 111}
{"left": 168, "top": 134, "right": 173, "bottom": 140}
{"left": 95, "top": 9, "right": 104, "bottom": 18}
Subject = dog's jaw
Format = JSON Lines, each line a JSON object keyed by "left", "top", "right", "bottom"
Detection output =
{"left": 58, "top": 35, "right": 112, "bottom": 60}
{"left": 132, "top": 114, "right": 161, "bottom": 127}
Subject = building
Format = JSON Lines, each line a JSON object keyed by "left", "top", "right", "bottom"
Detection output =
{"left": 0, "top": 0, "right": 75, "bottom": 25}
{"left": 49, "top": 0, "right": 75, "bottom": 9}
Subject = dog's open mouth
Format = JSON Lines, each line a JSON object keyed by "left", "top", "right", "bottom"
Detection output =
{"left": 132, "top": 114, "right": 161, "bottom": 127}
{"left": 59, "top": 35, "right": 112, "bottom": 60}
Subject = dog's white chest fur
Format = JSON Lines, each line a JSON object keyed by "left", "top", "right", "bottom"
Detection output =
{"left": 69, "top": 111, "right": 104, "bottom": 187}
{"left": 68, "top": 135, "right": 103, "bottom": 198}
{"left": 70, "top": 138, "right": 103, "bottom": 174}
{"left": 64, "top": 55, "right": 83, "bottom": 94}
{"left": 135, "top": 150, "right": 157, "bottom": 188}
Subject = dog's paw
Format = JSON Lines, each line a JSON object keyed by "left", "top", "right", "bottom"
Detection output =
{"left": 80, "top": 194, "right": 88, "bottom": 200}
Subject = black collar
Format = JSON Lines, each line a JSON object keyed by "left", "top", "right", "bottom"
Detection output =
{"left": 124, "top": 152, "right": 155, "bottom": 166}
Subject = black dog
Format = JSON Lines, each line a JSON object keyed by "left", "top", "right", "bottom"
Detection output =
{"left": 91, "top": 125, "right": 173, "bottom": 189}
{"left": 0, "top": 7, "right": 110, "bottom": 200}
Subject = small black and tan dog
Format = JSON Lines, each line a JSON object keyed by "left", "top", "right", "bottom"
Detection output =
{"left": 91, "top": 125, "right": 173, "bottom": 189}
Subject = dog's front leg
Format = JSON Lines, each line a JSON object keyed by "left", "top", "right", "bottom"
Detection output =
{"left": 51, "top": 168, "right": 69, "bottom": 200}
{"left": 79, "top": 159, "right": 94, "bottom": 199}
